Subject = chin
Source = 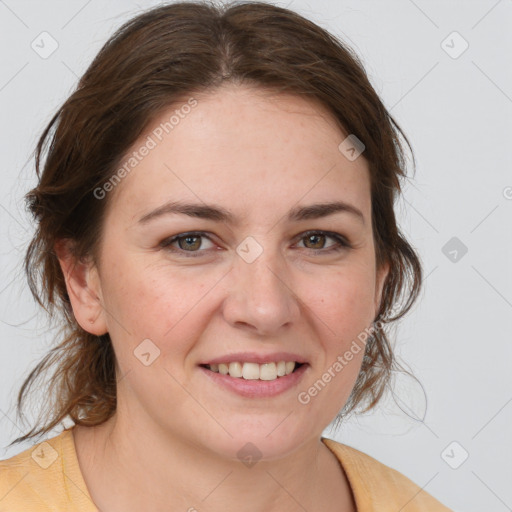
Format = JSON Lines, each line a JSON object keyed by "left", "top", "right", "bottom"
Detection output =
{"left": 193, "top": 416, "right": 315, "bottom": 463}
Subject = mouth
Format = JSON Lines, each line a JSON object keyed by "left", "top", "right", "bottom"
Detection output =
{"left": 198, "top": 360, "right": 309, "bottom": 398}
{"left": 199, "top": 361, "right": 306, "bottom": 381}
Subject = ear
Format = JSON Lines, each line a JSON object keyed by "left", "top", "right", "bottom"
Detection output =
{"left": 54, "top": 239, "right": 108, "bottom": 335}
{"left": 374, "top": 260, "right": 390, "bottom": 319}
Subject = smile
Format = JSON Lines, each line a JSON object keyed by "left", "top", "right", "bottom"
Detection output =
{"left": 199, "top": 362, "right": 309, "bottom": 398}
{"left": 202, "top": 361, "right": 303, "bottom": 381}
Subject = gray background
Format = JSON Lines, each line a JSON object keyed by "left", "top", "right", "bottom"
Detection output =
{"left": 1, "top": 1, "right": 511, "bottom": 510}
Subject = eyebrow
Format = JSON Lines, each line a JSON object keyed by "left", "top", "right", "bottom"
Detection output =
{"left": 137, "top": 200, "right": 365, "bottom": 225}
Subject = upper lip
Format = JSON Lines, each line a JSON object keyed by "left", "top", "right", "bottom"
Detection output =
{"left": 200, "top": 352, "right": 308, "bottom": 365}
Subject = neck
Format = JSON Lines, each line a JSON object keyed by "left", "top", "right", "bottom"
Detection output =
{"left": 74, "top": 409, "right": 354, "bottom": 512}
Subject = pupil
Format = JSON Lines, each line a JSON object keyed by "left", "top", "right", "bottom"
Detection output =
{"left": 181, "top": 236, "right": 200, "bottom": 250}
{"left": 307, "top": 234, "right": 324, "bottom": 249}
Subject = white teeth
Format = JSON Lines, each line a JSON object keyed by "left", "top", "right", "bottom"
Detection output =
{"left": 206, "top": 361, "right": 299, "bottom": 380}
{"left": 242, "top": 362, "right": 260, "bottom": 380}
{"left": 228, "top": 361, "right": 243, "bottom": 378}
{"left": 260, "top": 362, "right": 277, "bottom": 381}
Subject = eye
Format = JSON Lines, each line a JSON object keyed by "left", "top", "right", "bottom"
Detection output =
{"left": 160, "top": 230, "right": 351, "bottom": 258}
{"left": 160, "top": 232, "right": 215, "bottom": 256}
{"left": 295, "top": 230, "right": 351, "bottom": 254}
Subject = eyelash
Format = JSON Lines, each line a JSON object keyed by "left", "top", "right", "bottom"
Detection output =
{"left": 159, "top": 230, "right": 352, "bottom": 257}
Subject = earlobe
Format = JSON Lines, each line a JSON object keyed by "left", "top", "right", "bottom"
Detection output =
{"left": 54, "top": 239, "right": 108, "bottom": 335}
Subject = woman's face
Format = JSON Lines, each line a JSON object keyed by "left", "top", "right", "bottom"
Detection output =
{"left": 75, "top": 84, "right": 388, "bottom": 459}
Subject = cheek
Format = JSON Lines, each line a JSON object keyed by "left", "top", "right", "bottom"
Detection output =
{"left": 299, "top": 269, "right": 374, "bottom": 410}
{"left": 102, "top": 258, "right": 216, "bottom": 361}
{"left": 305, "top": 264, "right": 376, "bottom": 338}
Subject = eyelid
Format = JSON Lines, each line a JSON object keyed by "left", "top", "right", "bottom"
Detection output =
{"left": 294, "top": 230, "right": 351, "bottom": 250}
{"left": 160, "top": 230, "right": 351, "bottom": 256}
{"left": 159, "top": 231, "right": 216, "bottom": 255}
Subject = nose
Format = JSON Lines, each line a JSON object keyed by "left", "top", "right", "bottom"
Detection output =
{"left": 221, "top": 240, "right": 301, "bottom": 336}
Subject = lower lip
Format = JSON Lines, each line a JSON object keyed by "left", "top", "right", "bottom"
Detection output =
{"left": 199, "top": 364, "right": 309, "bottom": 398}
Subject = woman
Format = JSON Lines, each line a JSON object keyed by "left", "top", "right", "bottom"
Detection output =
{"left": 0, "top": 2, "right": 452, "bottom": 510}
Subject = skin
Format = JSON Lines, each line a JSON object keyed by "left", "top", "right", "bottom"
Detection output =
{"left": 56, "top": 83, "right": 389, "bottom": 512}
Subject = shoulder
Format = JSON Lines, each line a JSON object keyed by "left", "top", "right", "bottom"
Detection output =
{"left": 0, "top": 428, "right": 95, "bottom": 511}
{"left": 321, "top": 437, "right": 453, "bottom": 512}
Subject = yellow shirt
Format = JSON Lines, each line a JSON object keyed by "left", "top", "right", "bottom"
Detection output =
{"left": 0, "top": 428, "right": 453, "bottom": 511}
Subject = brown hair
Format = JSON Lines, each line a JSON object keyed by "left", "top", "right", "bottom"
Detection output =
{"left": 10, "top": 0, "right": 422, "bottom": 446}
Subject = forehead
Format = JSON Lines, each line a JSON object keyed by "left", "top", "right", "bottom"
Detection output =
{"left": 105, "top": 84, "right": 371, "bottom": 226}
